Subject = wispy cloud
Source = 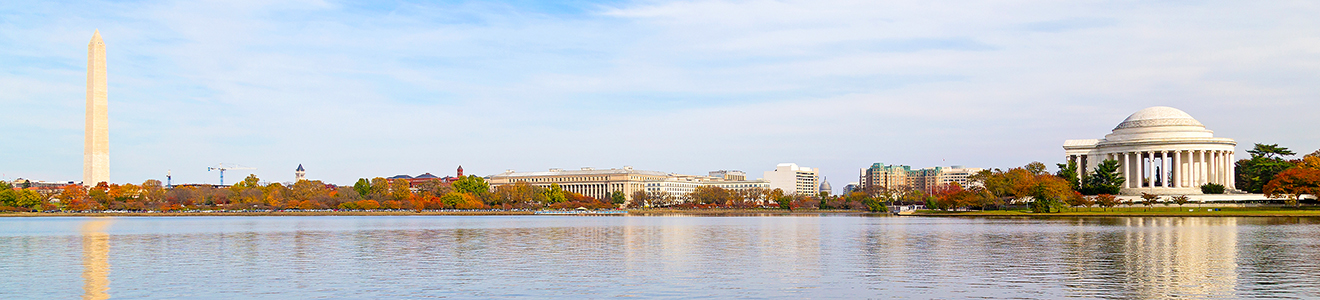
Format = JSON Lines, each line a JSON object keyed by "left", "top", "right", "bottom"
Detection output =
{"left": 1, "top": 0, "right": 1317, "bottom": 187}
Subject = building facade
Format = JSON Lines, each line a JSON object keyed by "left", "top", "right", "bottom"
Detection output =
{"left": 1063, "top": 106, "right": 1237, "bottom": 195}
{"left": 644, "top": 176, "right": 770, "bottom": 201}
{"left": 708, "top": 170, "right": 747, "bottom": 181}
{"left": 860, "top": 164, "right": 985, "bottom": 194}
{"left": 907, "top": 167, "right": 941, "bottom": 194}
{"left": 387, "top": 166, "right": 466, "bottom": 188}
{"left": 488, "top": 167, "right": 670, "bottom": 200}
{"left": 859, "top": 163, "right": 910, "bottom": 192}
{"left": 763, "top": 163, "right": 820, "bottom": 195}
{"left": 488, "top": 167, "right": 771, "bottom": 202}
{"left": 934, "top": 166, "right": 986, "bottom": 190}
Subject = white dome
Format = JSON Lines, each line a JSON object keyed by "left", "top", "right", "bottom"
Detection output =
{"left": 1114, "top": 106, "right": 1204, "bottom": 130}
{"left": 1104, "top": 106, "right": 1213, "bottom": 142}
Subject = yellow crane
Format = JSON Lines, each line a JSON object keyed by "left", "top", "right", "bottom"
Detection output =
{"left": 207, "top": 163, "right": 256, "bottom": 185}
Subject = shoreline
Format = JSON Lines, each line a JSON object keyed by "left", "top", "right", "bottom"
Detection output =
{"left": 909, "top": 207, "right": 1320, "bottom": 218}
{"left": 5, "top": 208, "right": 1319, "bottom": 218}
{"left": 0, "top": 209, "right": 873, "bottom": 218}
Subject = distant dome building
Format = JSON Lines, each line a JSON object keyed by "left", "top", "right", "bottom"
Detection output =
{"left": 819, "top": 178, "right": 832, "bottom": 195}
{"left": 1064, "top": 106, "right": 1236, "bottom": 195}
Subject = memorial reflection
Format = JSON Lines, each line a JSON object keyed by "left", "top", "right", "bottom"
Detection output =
{"left": 1063, "top": 217, "right": 1238, "bottom": 298}
{"left": 81, "top": 219, "right": 113, "bottom": 300}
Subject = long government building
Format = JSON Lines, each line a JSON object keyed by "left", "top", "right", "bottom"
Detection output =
{"left": 486, "top": 165, "right": 824, "bottom": 202}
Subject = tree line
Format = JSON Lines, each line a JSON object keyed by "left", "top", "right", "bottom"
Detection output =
{"left": 4, "top": 144, "right": 1315, "bottom": 213}
{"left": 4, "top": 174, "right": 622, "bottom": 212}
{"left": 1247, "top": 144, "right": 1320, "bottom": 206}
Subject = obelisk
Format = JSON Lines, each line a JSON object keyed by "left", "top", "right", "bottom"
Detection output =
{"left": 84, "top": 30, "right": 109, "bottom": 186}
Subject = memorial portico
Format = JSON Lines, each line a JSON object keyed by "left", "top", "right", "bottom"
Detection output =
{"left": 1063, "top": 107, "right": 1237, "bottom": 195}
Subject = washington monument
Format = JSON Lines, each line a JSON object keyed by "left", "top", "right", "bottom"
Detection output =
{"left": 84, "top": 30, "right": 109, "bottom": 185}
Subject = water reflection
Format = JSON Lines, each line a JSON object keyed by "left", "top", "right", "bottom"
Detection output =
{"left": 5, "top": 216, "right": 1320, "bottom": 298}
{"left": 1061, "top": 217, "right": 1238, "bottom": 298}
{"left": 80, "top": 218, "right": 112, "bottom": 300}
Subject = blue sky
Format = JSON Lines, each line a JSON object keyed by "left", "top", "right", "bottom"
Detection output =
{"left": 2, "top": 0, "right": 1318, "bottom": 188}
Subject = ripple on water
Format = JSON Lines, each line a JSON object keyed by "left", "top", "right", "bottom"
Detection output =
{"left": 2, "top": 216, "right": 1320, "bottom": 298}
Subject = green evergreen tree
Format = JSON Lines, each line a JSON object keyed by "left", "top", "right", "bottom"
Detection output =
{"left": 1056, "top": 160, "right": 1081, "bottom": 191}
{"left": 1237, "top": 143, "right": 1297, "bottom": 193}
{"left": 1082, "top": 159, "right": 1124, "bottom": 195}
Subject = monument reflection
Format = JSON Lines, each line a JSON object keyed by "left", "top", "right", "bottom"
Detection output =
{"left": 81, "top": 219, "right": 112, "bottom": 300}
{"left": 1065, "top": 217, "right": 1238, "bottom": 298}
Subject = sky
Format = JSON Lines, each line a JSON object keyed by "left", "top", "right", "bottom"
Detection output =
{"left": 2, "top": 0, "right": 1318, "bottom": 190}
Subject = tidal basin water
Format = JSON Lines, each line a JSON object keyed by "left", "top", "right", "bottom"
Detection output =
{"left": 3, "top": 216, "right": 1320, "bottom": 299}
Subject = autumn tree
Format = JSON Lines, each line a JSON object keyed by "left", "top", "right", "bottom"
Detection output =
{"left": 89, "top": 182, "right": 111, "bottom": 209}
{"left": 628, "top": 190, "right": 650, "bottom": 208}
{"left": 1064, "top": 191, "right": 1089, "bottom": 211}
{"left": 389, "top": 179, "right": 411, "bottom": 201}
{"left": 1025, "top": 162, "right": 1048, "bottom": 176}
{"left": 1075, "top": 194, "right": 1095, "bottom": 211}
{"left": 648, "top": 190, "right": 675, "bottom": 207}
{"left": 0, "top": 182, "right": 44, "bottom": 211}
{"left": 1298, "top": 155, "right": 1320, "bottom": 171}
{"left": 769, "top": 188, "right": 790, "bottom": 210}
{"left": 690, "top": 186, "right": 733, "bottom": 205}
{"left": 493, "top": 182, "right": 538, "bottom": 207}
{"left": 231, "top": 174, "right": 262, "bottom": 196}
{"left": 368, "top": 177, "right": 391, "bottom": 201}
{"left": 933, "top": 183, "right": 979, "bottom": 211}
{"left": 417, "top": 179, "right": 452, "bottom": 198}
{"left": 1264, "top": 168, "right": 1320, "bottom": 207}
{"left": 1096, "top": 194, "right": 1118, "bottom": 211}
{"left": 1140, "top": 193, "right": 1159, "bottom": 211}
{"left": 141, "top": 180, "right": 166, "bottom": 207}
{"left": 58, "top": 185, "right": 91, "bottom": 211}
{"left": 1029, "top": 175, "right": 1072, "bottom": 213}
{"left": 1172, "top": 195, "right": 1190, "bottom": 208}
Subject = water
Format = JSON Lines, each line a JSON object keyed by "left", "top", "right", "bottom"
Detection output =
{"left": 2, "top": 216, "right": 1320, "bottom": 299}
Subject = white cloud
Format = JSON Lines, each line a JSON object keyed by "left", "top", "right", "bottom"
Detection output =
{"left": 0, "top": 0, "right": 1316, "bottom": 188}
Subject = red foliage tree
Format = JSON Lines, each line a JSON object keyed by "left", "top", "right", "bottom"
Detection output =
{"left": 1265, "top": 168, "right": 1320, "bottom": 207}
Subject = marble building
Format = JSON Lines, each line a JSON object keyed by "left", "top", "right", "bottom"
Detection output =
{"left": 1064, "top": 107, "right": 1237, "bottom": 195}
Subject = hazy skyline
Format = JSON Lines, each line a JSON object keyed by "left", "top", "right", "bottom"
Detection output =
{"left": 2, "top": 0, "right": 1317, "bottom": 188}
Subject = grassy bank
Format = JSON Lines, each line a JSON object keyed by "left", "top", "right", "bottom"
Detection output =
{"left": 911, "top": 206, "right": 1320, "bottom": 217}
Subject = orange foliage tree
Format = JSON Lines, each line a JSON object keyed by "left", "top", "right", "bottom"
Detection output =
{"left": 1264, "top": 168, "right": 1320, "bottom": 207}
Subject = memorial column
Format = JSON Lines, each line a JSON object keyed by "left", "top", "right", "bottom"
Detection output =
{"left": 1229, "top": 152, "right": 1236, "bottom": 189}
{"left": 1161, "top": 150, "right": 1169, "bottom": 188}
{"left": 1124, "top": 152, "right": 1135, "bottom": 187}
{"left": 1200, "top": 150, "right": 1208, "bottom": 186}
{"left": 1177, "top": 151, "right": 1188, "bottom": 188}
{"left": 1190, "top": 150, "right": 1198, "bottom": 186}
{"left": 1212, "top": 150, "right": 1221, "bottom": 185}
{"left": 1134, "top": 151, "right": 1142, "bottom": 188}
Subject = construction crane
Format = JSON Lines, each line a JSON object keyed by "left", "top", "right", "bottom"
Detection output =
{"left": 207, "top": 163, "right": 256, "bottom": 185}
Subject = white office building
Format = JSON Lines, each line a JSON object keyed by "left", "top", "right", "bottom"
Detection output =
{"left": 763, "top": 163, "right": 820, "bottom": 195}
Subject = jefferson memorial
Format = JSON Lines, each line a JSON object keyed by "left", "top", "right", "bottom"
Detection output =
{"left": 1064, "top": 106, "right": 1237, "bottom": 195}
